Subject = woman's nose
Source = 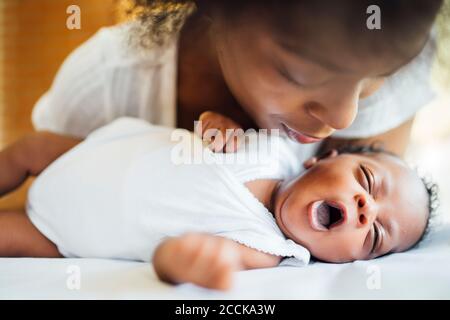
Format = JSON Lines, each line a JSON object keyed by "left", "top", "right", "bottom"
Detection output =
{"left": 355, "top": 194, "right": 376, "bottom": 227}
{"left": 306, "top": 85, "right": 360, "bottom": 130}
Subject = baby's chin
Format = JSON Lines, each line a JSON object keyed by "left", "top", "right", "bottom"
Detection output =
{"left": 274, "top": 207, "right": 310, "bottom": 250}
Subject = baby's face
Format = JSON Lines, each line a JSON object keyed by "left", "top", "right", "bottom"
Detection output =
{"left": 273, "top": 152, "right": 429, "bottom": 263}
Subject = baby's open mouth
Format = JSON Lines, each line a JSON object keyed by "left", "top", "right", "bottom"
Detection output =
{"left": 308, "top": 200, "right": 346, "bottom": 231}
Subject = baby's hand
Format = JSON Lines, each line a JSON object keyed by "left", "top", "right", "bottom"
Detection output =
{"left": 195, "top": 111, "right": 244, "bottom": 153}
{"left": 153, "top": 233, "right": 242, "bottom": 290}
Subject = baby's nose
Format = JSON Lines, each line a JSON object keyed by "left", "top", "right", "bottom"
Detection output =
{"left": 355, "top": 194, "right": 376, "bottom": 227}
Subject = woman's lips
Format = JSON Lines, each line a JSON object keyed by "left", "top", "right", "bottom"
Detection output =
{"left": 281, "top": 123, "right": 323, "bottom": 144}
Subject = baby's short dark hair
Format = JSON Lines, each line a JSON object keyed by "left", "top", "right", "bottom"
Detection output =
{"left": 326, "top": 143, "right": 439, "bottom": 248}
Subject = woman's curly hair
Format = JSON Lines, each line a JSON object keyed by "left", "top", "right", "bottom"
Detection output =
{"left": 120, "top": 0, "right": 195, "bottom": 48}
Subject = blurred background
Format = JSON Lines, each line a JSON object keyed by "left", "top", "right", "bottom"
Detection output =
{"left": 0, "top": 0, "right": 449, "bottom": 224}
{"left": 0, "top": 0, "right": 118, "bottom": 209}
{"left": 408, "top": 95, "right": 450, "bottom": 223}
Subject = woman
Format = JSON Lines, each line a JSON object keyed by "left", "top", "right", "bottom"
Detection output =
{"left": 32, "top": 0, "right": 443, "bottom": 162}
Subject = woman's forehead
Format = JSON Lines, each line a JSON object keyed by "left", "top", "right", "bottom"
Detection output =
{"left": 258, "top": 9, "right": 426, "bottom": 78}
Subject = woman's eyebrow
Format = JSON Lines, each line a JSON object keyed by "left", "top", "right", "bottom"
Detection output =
{"left": 278, "top": 39, "right": 353, "bottom": 74}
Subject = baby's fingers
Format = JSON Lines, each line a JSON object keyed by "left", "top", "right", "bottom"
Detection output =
{"left": 202, "top": 128, "right": 227, "bottom": 152}
{"left": 189, "top": 256, "right": 234, "bottom": 290}
{"left": 203, "top": 127, "right": 244, "bottom": 153}
{"left": 187, "top": 238, "right": 239, "bottom": 290}
{"left": 224, "top": 129, "right": 245, "bottom": 153}
{"left": 205, "top": 263, "right": 234, "bottom": 290}
{"left": 195, "top": 111, "right": 244, "bottom": 153}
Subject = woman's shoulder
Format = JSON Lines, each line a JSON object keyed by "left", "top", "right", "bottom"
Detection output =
{"left": 32, "top": 21, "right": 181, "bottom": 137}
{"left": 88, "top": 21, "right": 179, "bottom": 67}
{"left": 45, "top": 21, "right": 178, "bottom": 82}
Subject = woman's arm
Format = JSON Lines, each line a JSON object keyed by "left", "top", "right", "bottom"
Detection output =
{"left": 153, "top": 233, "right": 280, "bottom": 290}
{"left": 318, "top": 117, "right": 415, "bottom": 157}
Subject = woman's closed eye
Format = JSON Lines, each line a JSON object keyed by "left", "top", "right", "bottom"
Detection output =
{"left": 277, "top": 63, "right": 306, "bottom": 87}
{"left": 274, "top": 57, "right": 330, "bottom": 88}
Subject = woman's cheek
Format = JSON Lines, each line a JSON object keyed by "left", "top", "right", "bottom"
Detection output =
{"left": 243, "top": 59, "right": 305, "bottom": 113}
{"left": 253, "top": 86, "right": 302, "bottom": 116}
{"left": 360, "top": 77, "right": 385, "bottom": 99}
{"left": 245, "top": 87, "right": 290, "bottom": 117}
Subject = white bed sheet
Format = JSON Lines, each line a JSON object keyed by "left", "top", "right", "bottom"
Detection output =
{"left": 1, "top": 223, "right": 449, "bottom": 300}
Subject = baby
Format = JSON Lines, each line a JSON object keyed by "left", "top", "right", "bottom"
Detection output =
{"left": 0, "top": 116, "right": 435, "bottom": 290}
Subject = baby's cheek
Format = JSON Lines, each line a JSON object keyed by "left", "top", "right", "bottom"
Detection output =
{"left": 314, "top": 232, "right": 364, "bottom": 263}
{"left": 335, "top": 233, "right": 366, "bottom": 262}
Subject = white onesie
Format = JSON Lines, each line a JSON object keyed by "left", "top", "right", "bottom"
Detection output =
{"left": 26, "top": 118, "right": 310, "bottom": 266}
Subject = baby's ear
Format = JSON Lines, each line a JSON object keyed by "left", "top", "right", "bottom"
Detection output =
{"left": 319, "top": 149, "right": 338, "bottom": 160}
{"left": 302, "top": 149, "right": 338, "bottom": 169}
{"left": 302, "top": 156, "right": 318, "bottom": 169}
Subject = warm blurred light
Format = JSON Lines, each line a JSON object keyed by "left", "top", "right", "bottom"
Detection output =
{"left": 408, "top": 94, "right": 450, "bottom": 221}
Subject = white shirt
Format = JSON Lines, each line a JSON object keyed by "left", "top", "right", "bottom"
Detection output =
{"left": 27, "top": 118, "right": 310, "bottom": 265}
{"left": 31, "top": 22, "right": 436, "bottom": 160}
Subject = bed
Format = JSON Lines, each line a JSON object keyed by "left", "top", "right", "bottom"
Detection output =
{"left": 1, "top": 221, "right": 449, "bottom": 299}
